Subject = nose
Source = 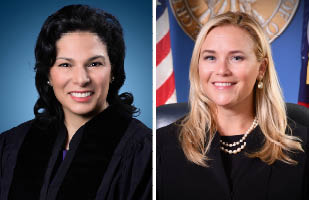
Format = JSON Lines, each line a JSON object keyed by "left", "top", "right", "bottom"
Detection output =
{"left": 215, "top": 59, "right": 231, "bottom": 76}
{"left": 72, "top": 66, "right": 90, "bottom": 86}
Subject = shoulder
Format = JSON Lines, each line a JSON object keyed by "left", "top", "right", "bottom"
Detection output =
{"left": 114, "top": 119, "right": 152, "bottom": 176}
{"left": 286, "top": 103, "right": 309, "bottom": 128}
{"left": 0, "top": 120, "right": 34, "bottom": 159}
{"left": 286, "top": 104, "right": 309, "bottom": 149}
{"left": 157, "top": 120, "right": 182, "bottom": 151}
{"left": 1, "top": 120, "right": 33, "bottom": 134}
{"left": 125, "top": 118, "right": 151, "bottom": 143}
{"left": 115, "top": 118, "right": 151, "bottom": 156}
{"left": 106, "top": 119, "right": 152, "bottom": 199}
{"left": 0, "top": 120, "right": 34, "bottom": 142}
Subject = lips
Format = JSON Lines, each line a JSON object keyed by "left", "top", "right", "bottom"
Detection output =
{"left": 69, "top": 91, "right": 94, "bottom": 102}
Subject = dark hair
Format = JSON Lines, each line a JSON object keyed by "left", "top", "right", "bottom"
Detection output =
{"left": 34, "top": 4, "right": 137, "bottom": 128}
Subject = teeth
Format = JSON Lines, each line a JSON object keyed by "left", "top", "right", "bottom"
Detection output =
{"left": 214, "top": 82, "right": 232, "bottom": 87}
{"left": 71, "top": 92, "right": 92, "bottom": 97}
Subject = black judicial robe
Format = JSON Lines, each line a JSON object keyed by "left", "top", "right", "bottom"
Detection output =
{"left": 157, "top": 118, "right": 309, "bottom": 200}
{"left": 0, "top": 105, "right": 152, "bottom": 200}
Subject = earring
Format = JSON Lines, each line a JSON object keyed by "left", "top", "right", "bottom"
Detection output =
{"left": 111, "top": 77, "right": 115, "bottom": 83}
{"left": 47, "top": 80, "right": 52, "bottom": 86}
{"left": 258, "top": 80, "right": 263, "bottom": 89}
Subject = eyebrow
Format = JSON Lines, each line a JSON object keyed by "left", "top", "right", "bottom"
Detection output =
{"left": 229, "top": 50, "right": 244, "bottom": 54}
{"left": 200, "top": 50, "right": 215, "bottom": 54}
{"left": 200, "top": 50, "right": 245, "bottom": 54}
{"left": 88, "top": 55, "right": 106, "bottom": 63}
{"left": 56, "top": 55, "right": 106, "bottom": 63}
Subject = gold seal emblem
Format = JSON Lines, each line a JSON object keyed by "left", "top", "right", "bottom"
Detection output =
{"left": 170, "top": 0, "right": 299, "bottom": 42}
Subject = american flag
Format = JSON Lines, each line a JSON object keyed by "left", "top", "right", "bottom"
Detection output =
{"left": 156, "top": 0, "right": 177, "bottom": 107}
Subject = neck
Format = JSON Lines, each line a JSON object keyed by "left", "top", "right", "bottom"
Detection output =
{"left": 64, "top": 114, "right": 90, "bottom": 150}
{"left": 62, "top": 103, "right": 109, "bottom": 150}
{"left": 215, "top": 101, "right": 255, "bottom": 136}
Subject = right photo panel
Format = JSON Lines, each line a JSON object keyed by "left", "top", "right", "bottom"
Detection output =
{"left": 156, "top": 0, "right": 309, "bottom": 199}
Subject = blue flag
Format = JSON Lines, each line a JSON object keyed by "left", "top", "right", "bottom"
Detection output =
{"left": 299, "top": 0, "right": 309, "bottom": 107}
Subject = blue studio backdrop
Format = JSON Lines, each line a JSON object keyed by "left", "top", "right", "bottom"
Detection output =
{"left": 0, "top": 0, "right": 152, "bottom": 133}
{"left": 166, "top": 1, "right": 304, "bottom": 105}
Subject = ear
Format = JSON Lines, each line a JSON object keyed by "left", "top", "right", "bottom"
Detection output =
{"left": 258, "top": 58, "right": 267, "bottom": 80}
{"left": 47, "top": 75, "right": 53, "bottom": 86}
{"left": 47, "top": 79, "right": 53, "bottom": 87}
{"left": 47, "top": 72, "right": 51, "bottom": 81}
{"left": 110, "top": 73, "right": 115, "bottom": 83}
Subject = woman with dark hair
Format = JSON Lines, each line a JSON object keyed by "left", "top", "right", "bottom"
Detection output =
{"left": 0, "top": 5, "right": 151, "bottom": 200}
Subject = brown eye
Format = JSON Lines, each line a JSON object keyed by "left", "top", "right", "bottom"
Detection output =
{"left": 58, "top": 63, "right": 70, "bottom": 67}
{"left": 89, "top": 62, "right": 103, "bottom": 67}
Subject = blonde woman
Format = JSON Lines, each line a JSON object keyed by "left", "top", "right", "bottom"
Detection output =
{"left": 157, "top": 12, "right": 309, "bottom": 200}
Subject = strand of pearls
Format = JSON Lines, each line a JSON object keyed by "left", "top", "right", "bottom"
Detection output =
{"left": 220, "top": 117, "right": 258, "bottom": 154}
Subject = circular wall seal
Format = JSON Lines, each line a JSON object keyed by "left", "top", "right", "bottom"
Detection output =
{"left": 169, "top": 0, "right": 299, "bottom": 43}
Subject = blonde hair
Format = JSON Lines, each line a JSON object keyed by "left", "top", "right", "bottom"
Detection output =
{"left": 180, "top": 12, "right": 303, "bottom": 167}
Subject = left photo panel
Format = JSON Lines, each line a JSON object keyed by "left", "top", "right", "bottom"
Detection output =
{"left": 0, "top": 1, "right": 152, "bottom": 199}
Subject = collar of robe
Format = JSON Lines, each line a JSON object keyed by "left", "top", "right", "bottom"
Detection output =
{"left": 9, "top": 104, "right": 132, "bottom": 200}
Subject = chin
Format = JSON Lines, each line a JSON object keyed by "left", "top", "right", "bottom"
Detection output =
{"left": 209, "top": 96, "right": 233, "bottom": 106}
{"left": 69, "top": 106, "right": 97, "bottom": 116}
{"left": 213, "top": 102, "right": 232, "bottom": 108}
{"left": 72, "top": 110, "right": 94, "bottom": 117}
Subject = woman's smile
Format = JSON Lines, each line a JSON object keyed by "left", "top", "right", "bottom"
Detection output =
{"left": 212, "top": 81, "right": 237, "bottom": 90}
{"left": 69, "top": 91, "right": 94, "bottom": 102}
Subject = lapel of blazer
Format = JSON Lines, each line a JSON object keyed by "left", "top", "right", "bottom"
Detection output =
{"left": 206, "top": 132, "right": 232, "bottom": 197}
{"left": 232, "top": 126, "right": 272, "bottom": 199}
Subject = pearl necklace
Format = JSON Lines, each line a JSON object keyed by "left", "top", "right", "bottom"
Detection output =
{"left": 220, "top": 117, "right": 258, "bottom": 154}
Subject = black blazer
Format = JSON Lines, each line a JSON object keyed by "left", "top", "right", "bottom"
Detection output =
{"left": 157, "top": 112, "right": 309, "bottom": 200}
{"left": 0, "top": 105, "right": 152, "bottom": 200}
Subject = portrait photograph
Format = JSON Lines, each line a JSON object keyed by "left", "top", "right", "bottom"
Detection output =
{"left": 0, "top": 0, "right": 152, "bottom": 199}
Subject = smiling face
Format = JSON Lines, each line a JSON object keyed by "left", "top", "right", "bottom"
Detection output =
{"left": 198, "top": 25, "right": 265, "bottom": 110}
{"left": 49, "top": 32, "right": 111, "bottom": 120}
